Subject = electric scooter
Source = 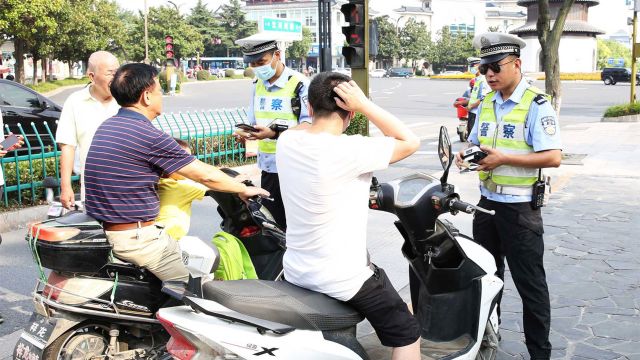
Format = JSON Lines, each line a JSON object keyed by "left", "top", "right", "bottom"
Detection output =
{"left": 155, "top": 127, "right": 503, "bottom": 360}
{"left": 13, "top": 172, "right": 284, "bottom": 360}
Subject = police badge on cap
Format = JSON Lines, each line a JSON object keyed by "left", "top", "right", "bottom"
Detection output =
{"left": 472, "top": 33, "right": 526, "bottom": 65}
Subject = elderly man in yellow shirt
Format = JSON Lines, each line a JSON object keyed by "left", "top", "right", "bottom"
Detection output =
{"left": 156, "top": 139, "right": 208, "bottom": 240}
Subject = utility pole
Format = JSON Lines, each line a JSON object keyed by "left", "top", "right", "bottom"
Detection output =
{"left": 631, "top": 5, "right": 638, "bottom": 103}
{"left": 144, "top": 0, "right": 149, "bottom": 64}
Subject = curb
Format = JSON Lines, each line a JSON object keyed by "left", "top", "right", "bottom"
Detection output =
{"left": 601, "top": 114, "right": 640, "bottom": 122}
{"left": 0, "top": 164, "right": 261, "bottom": 234}
{"left": 180, "top": 78, "right": 252, "bottom": 87}
{"left": 41, "top": 83, "right": 87, "bottom": 98}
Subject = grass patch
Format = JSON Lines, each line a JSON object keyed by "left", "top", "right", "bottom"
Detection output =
{"left": 27, "top": 77, "right": 90, "bottom": 94}
{"left": 430, "top": 73, "right": 475, "bottom": 80}
{"left": 537, "top": 72, "right": 601, "bottom": 81}
{"left": 603, "top": 102, "right": 640, "bottom": 118}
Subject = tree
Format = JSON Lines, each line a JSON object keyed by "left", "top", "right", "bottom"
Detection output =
{"left": 54, "top": 0, "right": 127, "bottom": 76}
{"left": 597, "top": 38, "right": 632, "bottom": 69}
{"left": 398, "top": 18, "right": 431, "bottom": 68}
{"left": 215, "top": 0, "right": 257, "bottom": 57}
{"left": 373, "top": 16, "right": 400, "bottom": 66}
{"left": 0, "top": 0, "right": 64, "bottom": 83}
{"left": 187, "top": 0, "right": 220, "bottom": 57}
{"left": 426, "top": 27, "right": 475, "bottom": 74}
{"left": 123, "top": 6, "right": 204, "bottom": 64}
{"left": 286, "top": 27, "right": 313, "bottom": 67}
{"left": 537, "top": 0, "right": 575, "bottom": 111}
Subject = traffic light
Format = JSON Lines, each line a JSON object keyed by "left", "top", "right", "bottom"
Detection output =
{"left": 165, "top": 35, "right": 175, "bottom": 64}
{"left": 341, "top": 0, "right": 366, "bottom": 69}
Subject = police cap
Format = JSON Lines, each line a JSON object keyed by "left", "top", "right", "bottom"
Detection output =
{"left": 238, "top": 40, "right": 279, "bottom": 63}
{"left": 472, "top": 32, "right": 526, "bottom": 65}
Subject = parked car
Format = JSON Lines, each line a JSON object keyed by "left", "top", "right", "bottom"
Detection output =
{"left": 369, "top": 68, "right": 387, "bottom": 78}
{"left": 333, "top": 67, "right": 352, "bottom": 77}
{"left": 0, "top": 79, "right": 62, "bottom": 152}
{"left": 386, "top": 67, "right": 414, "bottom": 78}
{"left": 601, "top": 67, "right": 640, "bottom": 85}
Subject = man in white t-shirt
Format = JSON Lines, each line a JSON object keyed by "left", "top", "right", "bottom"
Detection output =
{"left": 55, "top": 51, "right": 120, "bottom": 209}
{"left": 277, "top": 72, "right": 421, "bottom": 360}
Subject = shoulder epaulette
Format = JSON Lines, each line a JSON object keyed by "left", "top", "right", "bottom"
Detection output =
{"left": 253, "top": 79, "right": 258, "bottom": 84}
{"left": 533, "top": 94, "right": 547, "bottom": 105}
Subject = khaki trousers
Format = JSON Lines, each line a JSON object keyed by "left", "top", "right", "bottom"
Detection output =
{"left": 105, "top": 224, "right": 189, "bottom": 282}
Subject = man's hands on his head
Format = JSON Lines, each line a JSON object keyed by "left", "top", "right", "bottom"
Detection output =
{"left": 333, "top": 80, "right": 370, "bottom": 114}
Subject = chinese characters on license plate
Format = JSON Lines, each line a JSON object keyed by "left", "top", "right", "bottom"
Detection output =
{"left": 13, "top": 313, "right": 57, "bottom": 360}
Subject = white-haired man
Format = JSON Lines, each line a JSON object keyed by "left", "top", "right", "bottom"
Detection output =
{"left": 56, "top": 51, "right": 120, "bottom": 209}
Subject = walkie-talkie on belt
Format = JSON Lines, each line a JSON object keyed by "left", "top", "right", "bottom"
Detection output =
{"left": 531, "top": 169, "right": 545, "bottom": 210}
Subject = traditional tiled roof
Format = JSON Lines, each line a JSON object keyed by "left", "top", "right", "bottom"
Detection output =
{"left": 510, "top": 20, "right": 605, "bottom": 35}
{"left": 486, "top": 10, "right": 527, "bottom": 18}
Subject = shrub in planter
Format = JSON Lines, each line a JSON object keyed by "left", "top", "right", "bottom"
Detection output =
{"left": 603, "top": 102, "right": 640, "bottom": 118}
{"left": 345, "top": 113, "right": 368, "bottom": 136}
{"left": 244, "top": 68, "right": 255, "bottom": 78}
{"left": 196, "top": 70, "right": 211, "bottom": 81}
{"left": 225, "top": 69, "right": 236, "bottom": 78}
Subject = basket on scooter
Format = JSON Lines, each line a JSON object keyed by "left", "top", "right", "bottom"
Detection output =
{"left": 455, "top": 97, "right": 468, "bottom": 120}
{"left": 28, "top": 212, "right": 111, "bottom": 274}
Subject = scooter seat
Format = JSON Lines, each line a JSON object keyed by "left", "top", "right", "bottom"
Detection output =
{"left": 202, "top": 280, "right": 364, "bottom": 331}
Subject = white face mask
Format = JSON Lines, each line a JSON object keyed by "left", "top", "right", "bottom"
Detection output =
{"left": 254, "top": 55, "right": 277, "bottom": 80}
{"left": 470, "top": 67, "right": 478, "bottom": 75}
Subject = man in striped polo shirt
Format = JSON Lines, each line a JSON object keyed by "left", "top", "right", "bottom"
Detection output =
{"left": 84, "top": 63, "right": 268, "bottom": 283}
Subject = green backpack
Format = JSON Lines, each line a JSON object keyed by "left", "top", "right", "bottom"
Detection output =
{"left": 212, "top": 231, "right": 258, "bottom": 281}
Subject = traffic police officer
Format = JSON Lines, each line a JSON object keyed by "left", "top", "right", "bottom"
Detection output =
{"left": 466, "top": 56, "right": 487, "bottom": 133}
{"left": 456, "top": 32, "right": 562, "bottom": 360}
{"left": 234, "top": 38, "right": 311, "bottom": 229}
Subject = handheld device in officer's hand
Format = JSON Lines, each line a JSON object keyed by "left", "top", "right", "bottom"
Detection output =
{"left": 235, "top": 123, "right": 259, "bottom": 133}
{"left": 462, "top": 146, "right": 488, "bottom": 164}
{"left": 269, "top": 119, "right": 289, "bottom": 139}
{"left": 0, "top": 134, "right": 20, "bottom": 151}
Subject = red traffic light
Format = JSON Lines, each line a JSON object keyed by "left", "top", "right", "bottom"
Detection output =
{"left": 165, "top": 43, "right": 174, "bottom": 51}
{"left": 166, "top": 50, "right": 175, "bottom": 59}
{"left": 165, "top": 35, "right": 173, "bottom": 44}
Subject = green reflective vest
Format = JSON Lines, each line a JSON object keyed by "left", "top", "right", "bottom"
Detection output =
{"left": 477, "top": 86, "right": 549, "bottom": 194}
{"left": 468, "top": 75, "right": 486, "bottom": 110}
{"left": 254, "top": 76, "right": 302, "bottom": 154}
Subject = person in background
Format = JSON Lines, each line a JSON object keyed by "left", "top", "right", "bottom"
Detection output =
{"left": 56, "top": 51, "right": 120, "bottom": 209}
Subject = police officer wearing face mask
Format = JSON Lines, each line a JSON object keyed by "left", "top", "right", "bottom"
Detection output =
{"left": 234, "top": 39, "right": 311, "bottom": 229}
{"left": 456, "top": 32, "right": 562, "bottom": 360}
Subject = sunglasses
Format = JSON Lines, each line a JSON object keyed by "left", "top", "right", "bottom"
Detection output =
{"left": 479, "top": 58, "right": 517, "bottom": 75}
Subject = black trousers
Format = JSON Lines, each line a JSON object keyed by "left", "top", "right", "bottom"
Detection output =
{"left": 473, "top": 197, "right": 551, "bottom": 360}
{"left": 261, "top": 171, "right": 286, "bottom": 230}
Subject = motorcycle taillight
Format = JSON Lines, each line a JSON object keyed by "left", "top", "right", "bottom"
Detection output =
{"left": 239, "top": 225, "right": 261, "bottom": 238}
{"left": 157, "top": 313, "right": 197, "bottom": 360}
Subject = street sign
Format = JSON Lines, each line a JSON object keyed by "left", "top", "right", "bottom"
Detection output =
{"left": 607, "top": 58, "right": 625, "bottom": 66}
{"left": 260, "top": 18, "right": 303, "bottom": 41}
{"left": 635, "top": 0, "right": 640, "bottom": 12}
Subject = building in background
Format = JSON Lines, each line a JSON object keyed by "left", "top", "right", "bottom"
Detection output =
{"left": 510, "top": 0, "right": 604, "bottom": 73}
{"left": 394, "top": 3, "right": 433, "bottom": 33}
{"left": 242, "top": 0, "right": 348, "bottom": 70}
{"left": 485, "top": 0, "right": 527, "bottom": 32}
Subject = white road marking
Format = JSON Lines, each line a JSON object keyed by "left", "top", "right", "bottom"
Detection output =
{"left": 0, "top": 286, "right": 31, "bottom": 302}
{"left": 370, "top": 122, "right": 432, "bottom": 134}
{"left": 414, "top": 151, "right": 438, "bottom": 155}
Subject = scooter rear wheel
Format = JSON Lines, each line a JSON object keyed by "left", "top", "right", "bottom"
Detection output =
{"left": 43, "top": 325, "right": 108, "bottom": 360}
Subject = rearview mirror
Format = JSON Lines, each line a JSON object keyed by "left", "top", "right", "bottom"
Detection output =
{"left": 438, "top": 126, "right": 453, "bottom": 185}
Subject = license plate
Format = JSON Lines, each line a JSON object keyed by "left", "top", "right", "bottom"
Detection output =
{"left": 13, "top": 313, "right": 57, "bottom": 360}
{"left": 47, "top": 205, "right": 63, "bottom": 217}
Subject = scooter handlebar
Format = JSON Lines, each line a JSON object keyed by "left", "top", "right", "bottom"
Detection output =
{"left": 449, "top": 199, "right": 496, "bottom": 216}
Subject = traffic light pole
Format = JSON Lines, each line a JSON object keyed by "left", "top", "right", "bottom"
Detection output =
{"left": 318, "top": 0, "right": 332, "bottom": 72}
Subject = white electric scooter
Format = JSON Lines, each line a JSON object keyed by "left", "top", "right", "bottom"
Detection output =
{"left": 156, "top": 127, "right": 503, "bottom": 360}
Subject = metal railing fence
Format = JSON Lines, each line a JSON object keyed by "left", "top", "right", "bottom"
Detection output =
{"left": 1, "top": 108, "right": 251, "bottom": 207}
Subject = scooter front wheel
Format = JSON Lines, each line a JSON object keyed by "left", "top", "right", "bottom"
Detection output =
{"left": 475, "top": 320, "right": 499, "bottom": 360}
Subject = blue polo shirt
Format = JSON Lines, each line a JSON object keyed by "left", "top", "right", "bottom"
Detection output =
{"left": 84, "top": 108, "right": 195, "bottom": 223}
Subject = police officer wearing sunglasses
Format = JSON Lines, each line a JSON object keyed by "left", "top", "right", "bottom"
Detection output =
{"left": 455, "top": 32, "right": 562, "bottom": 360}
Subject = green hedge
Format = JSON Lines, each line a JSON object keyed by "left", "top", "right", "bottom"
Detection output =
{"left": 537, "top": 72, "right": 601, "bottom": 81}
{"left": 28, "top": 77, "right": 90, "bottom": 94}
{"left": 196, "top": 70, "right": 212, "bottom": 81}
{"left": 431, "top": 73, "right": 475, "bottom": 80}
{"left": 345, "top": 113, "right": 368, "bottom": 136}
{"left": 244, "top": 68, "right": 255, "bottom": 78}
{"left": 603, "top": 102, "right": 640, "bottom": 118}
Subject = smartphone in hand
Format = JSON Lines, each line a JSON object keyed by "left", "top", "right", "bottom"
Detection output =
{"left": 235, "top": 123, "right": 259, "bottom": 133}
{"left": 0, "top": 134, "right": 20, "bottom": 151}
